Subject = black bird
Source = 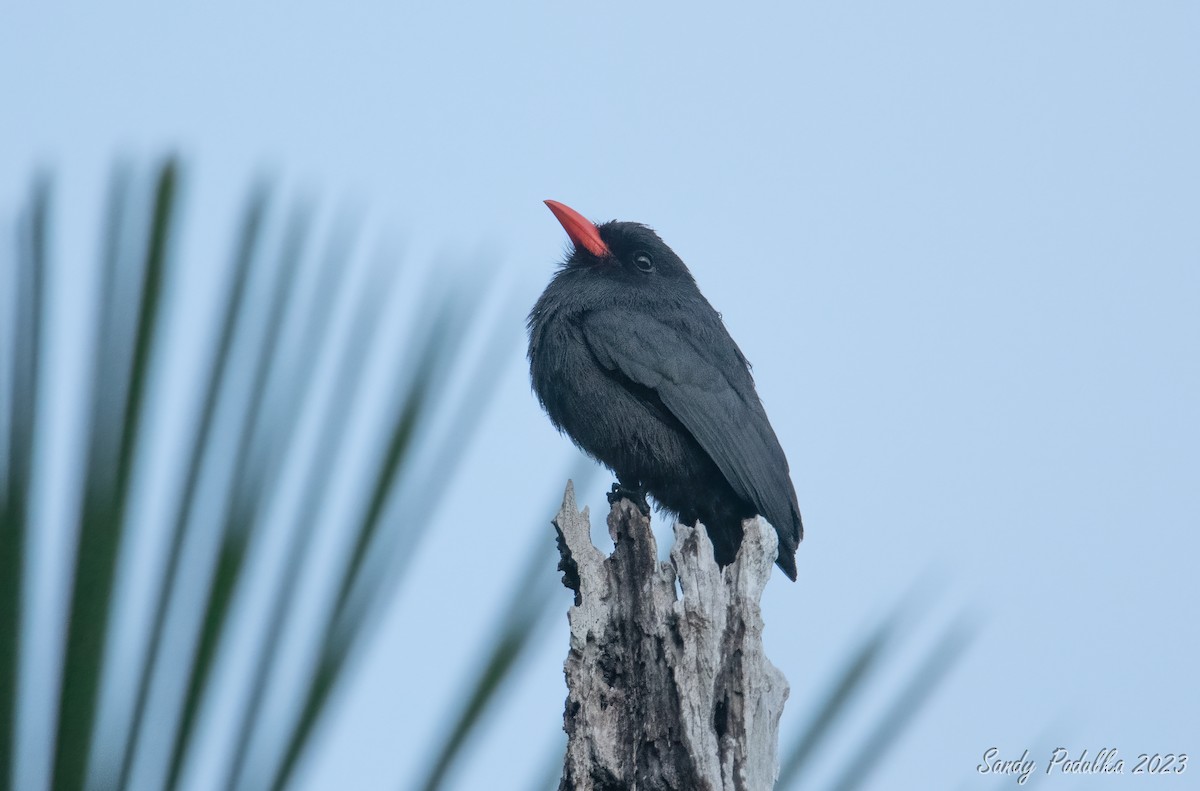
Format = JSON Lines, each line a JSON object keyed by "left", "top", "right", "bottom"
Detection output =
{"left": 528, "top": 200, "right": 803, "bottom": 580}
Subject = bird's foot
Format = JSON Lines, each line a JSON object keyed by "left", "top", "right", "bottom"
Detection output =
{"left": 608, "top": 481, "right": 651, "bottom": 516}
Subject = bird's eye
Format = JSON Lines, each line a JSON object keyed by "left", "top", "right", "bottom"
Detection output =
{"left": 633, "top": 252, "right": 654, "bottom": 273}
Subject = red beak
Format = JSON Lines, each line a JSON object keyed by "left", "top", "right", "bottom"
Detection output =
{"left": 544, "top": 200, "right": 609, "bottom": 258}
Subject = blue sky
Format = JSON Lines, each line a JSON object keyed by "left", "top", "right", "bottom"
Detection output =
{"left": 3, "top": 2, "right": 1198, "bottom": 789}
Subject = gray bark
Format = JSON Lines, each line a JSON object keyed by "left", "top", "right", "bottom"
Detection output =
{"left": 553, "top": 480, "right": 789, "bottom": 791}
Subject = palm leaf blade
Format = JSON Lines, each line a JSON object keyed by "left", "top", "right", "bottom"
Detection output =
{"left": 52, "top": 160, "right": 176, "bottom": 791}
{"left": 112, "top": 182, "right": 272, "bottom": 791}
{"left": 0, "top": 174, "right": 50, "bottom": 791}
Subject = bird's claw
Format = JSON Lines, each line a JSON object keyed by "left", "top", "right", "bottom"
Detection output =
{"left": 608, "top": 481, "right": 651, "bottom": 516}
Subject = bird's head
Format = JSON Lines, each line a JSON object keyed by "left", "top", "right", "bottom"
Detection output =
{"left": 544, "top": 200, "right": 695, "bottom": 288}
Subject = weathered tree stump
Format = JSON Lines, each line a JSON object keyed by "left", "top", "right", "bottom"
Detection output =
{"left": 553, "top": 480, "right": 789, "bottom": 791}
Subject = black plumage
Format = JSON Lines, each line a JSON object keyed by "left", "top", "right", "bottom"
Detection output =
{"left": 528, "top": 200, "right": 802, "bottom": 580}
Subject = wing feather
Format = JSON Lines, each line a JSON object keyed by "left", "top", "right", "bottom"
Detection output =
{"left": 582, "top": 308, "right": 800, "bottom": 550}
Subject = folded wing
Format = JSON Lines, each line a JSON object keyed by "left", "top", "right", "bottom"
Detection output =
{"left": 582, "top": 307, "right": 802, "bottom": 556}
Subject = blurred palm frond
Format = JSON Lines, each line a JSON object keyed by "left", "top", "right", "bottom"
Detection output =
{"left": 0, "top": 158, "right": 534, "bottom": 791}
{"left": 778, "top": 589, "right": 977, "bottom": 791}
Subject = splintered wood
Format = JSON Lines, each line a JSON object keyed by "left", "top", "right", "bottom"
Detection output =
{"left": 553, "top": 481, "right": 788, "bottom": 791}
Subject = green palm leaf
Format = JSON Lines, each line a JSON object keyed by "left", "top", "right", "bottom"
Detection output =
{"left": 1, "top": 174, "right": 49, "bottom": 791}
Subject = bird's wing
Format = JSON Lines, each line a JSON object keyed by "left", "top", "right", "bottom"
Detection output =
{"left": 581, "top": 307, "right": 800, "bottom": 550}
